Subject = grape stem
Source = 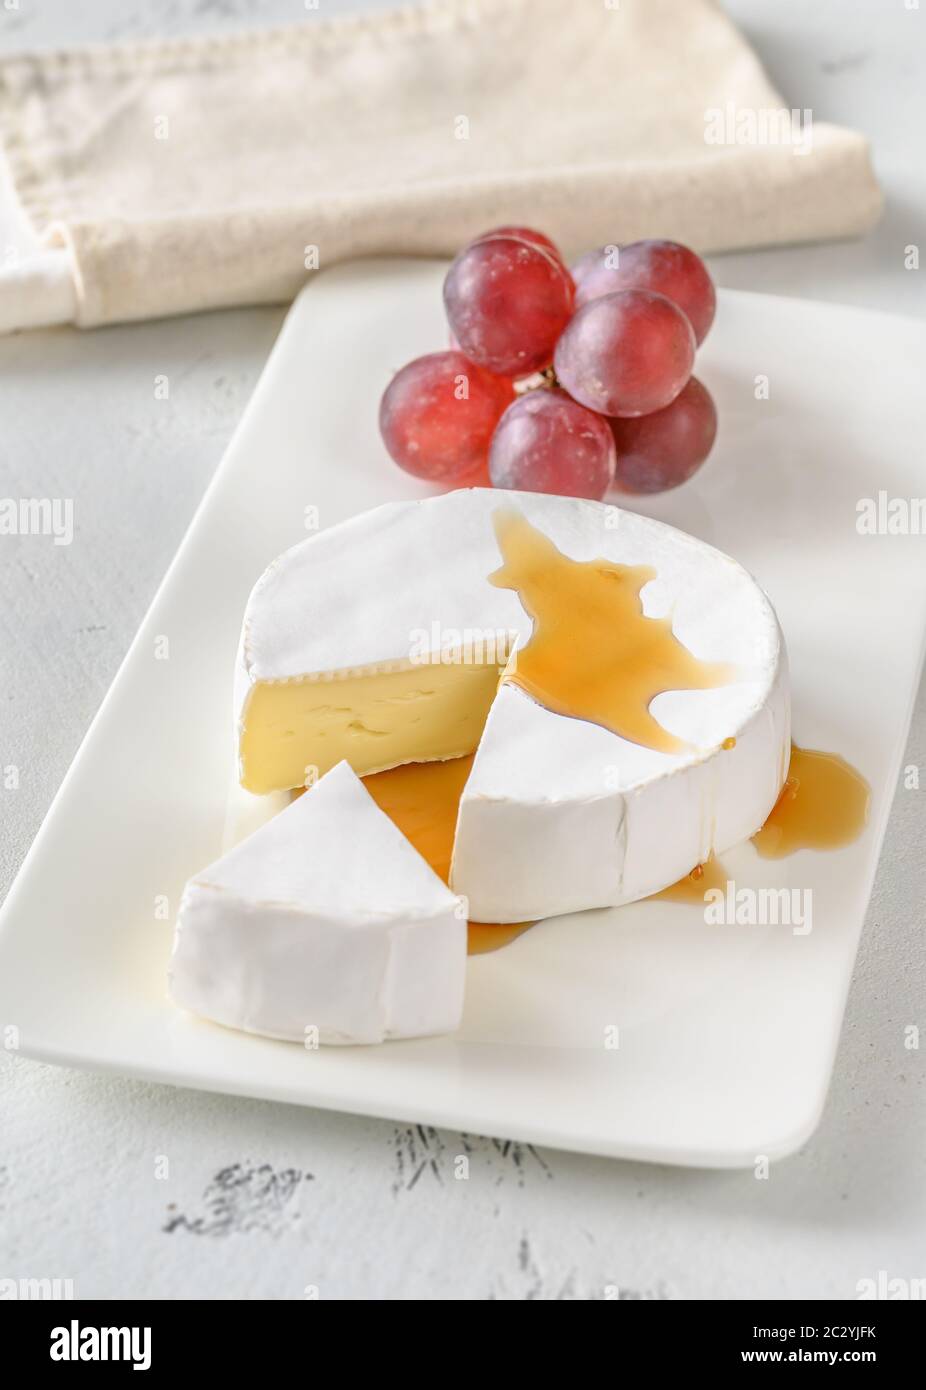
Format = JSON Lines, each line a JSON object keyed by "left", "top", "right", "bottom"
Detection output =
{"left": 514, "top": 365, "right": 561, "bottom": 395}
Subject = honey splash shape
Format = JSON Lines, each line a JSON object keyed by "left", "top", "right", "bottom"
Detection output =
{"left": 489, "top": 508, "right": 733, "bottom": 755}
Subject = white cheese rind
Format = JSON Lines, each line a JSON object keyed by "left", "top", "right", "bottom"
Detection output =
{"left": 168, "top": 761, "right": 466, "bottom": 1044}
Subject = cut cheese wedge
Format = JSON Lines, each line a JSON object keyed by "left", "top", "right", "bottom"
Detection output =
{"left": 168, "top": 761, "right": 467, "bottom": 1044}
{"left": 234, "top": 488, "right": 790, "bottom": 922}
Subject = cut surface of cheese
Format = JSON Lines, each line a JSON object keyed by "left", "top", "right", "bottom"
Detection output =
{"left": 169, "top": 761, "right": 466, "bottom": 1045}
{"left": 235, "top": 489, "right": 790, "bottom": 921}
{"left": 241, "top": 659, "right": 500, "bottom": 796}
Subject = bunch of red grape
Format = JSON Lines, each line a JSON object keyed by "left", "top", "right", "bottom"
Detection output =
{"left": 379, "top": 228, "right": 718, "bottom": 500}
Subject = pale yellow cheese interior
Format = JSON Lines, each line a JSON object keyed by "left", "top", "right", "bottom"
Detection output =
{"left": 239, "top": 661, "right": 502, "bottom": 794}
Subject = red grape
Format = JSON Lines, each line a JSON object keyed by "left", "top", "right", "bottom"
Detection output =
{"left": 443, "top": 235, "right": 575, "bottom": 377}
{"left": 571, "top": 243, "right": 622, "bottom": 302}
{"left": 488, "top": 387, "right": 616, "bottom": 501}
{"left": 573, "top": 240, "right": 716, "bottom": 345}
{"left": 473, "top": 226, "right": 566, "bottom": 264}
{"left": 379, "top": 351, "right": 514, "bottom": 481}
{"left": 609, "top": 377, "right": 717, "bottom": 493}
{"left": 554, "top": 289, "right": 695, "bottom": 418}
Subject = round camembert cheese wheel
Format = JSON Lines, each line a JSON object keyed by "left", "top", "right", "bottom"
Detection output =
{"left": 234, "top": 489, "right": 790, "bottom": 923}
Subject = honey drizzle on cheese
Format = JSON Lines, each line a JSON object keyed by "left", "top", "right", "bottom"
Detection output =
{"left": 489, "top": 508, "right": 734, "bottom": 754}
{"left": 361, "top": 756, "right": 535, "bottom": 955}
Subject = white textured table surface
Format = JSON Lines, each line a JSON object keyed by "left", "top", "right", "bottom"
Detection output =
{"left": 1, "top": 0, "right": 924, "bottom": 1301}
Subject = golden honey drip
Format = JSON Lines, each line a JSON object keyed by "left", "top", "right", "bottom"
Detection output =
{"left": 361, "top": 755, "right": 535, "bottom": 955}
{"left": 653, "top": 854, "right": 729, "bottom": 904}
{"left": 751, "top": 744, "right": 870, "bottom": 859}
{"left": 489, "top": 508, "right": 733, "bottom": 755}
{"left": 466, "top": 920, "right": 537, "bottom": 955}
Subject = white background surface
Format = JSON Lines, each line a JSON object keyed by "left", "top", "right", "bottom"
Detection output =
{"left": 1, "top": 0, "right": 924, "bottom": 1300}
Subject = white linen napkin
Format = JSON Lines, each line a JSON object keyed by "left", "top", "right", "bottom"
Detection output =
{"left": 0, "top": 0, "right": 882, "bottom": 334}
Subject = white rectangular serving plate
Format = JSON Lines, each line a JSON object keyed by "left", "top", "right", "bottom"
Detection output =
{"left": 2, "top": 260, "right": 924, "bottom": 1168}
